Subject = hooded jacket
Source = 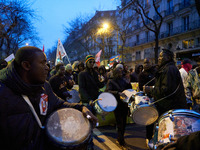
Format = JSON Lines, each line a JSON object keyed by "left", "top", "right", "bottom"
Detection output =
{"left": 0, "top": 62, "right": 83, "bottom": 150}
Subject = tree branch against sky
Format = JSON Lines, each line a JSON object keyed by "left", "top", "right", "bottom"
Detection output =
{"left": 0, "top": 0, "right": 40, "bottom": 57}
{"left": 130, "top": 0, "right": 163, "bottom": 64}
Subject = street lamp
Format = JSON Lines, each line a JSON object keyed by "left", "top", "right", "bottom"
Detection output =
{"left": 103, "top": 23, "right": 109, "bottom": 30}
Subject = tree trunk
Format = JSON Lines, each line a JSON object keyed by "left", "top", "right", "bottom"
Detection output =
{"left": 154, "top": 34, "right": 159, "bottom": 64}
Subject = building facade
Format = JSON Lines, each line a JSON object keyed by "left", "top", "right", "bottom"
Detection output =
{"left": 118, "top": 0, "right": 200, "bottom": 68}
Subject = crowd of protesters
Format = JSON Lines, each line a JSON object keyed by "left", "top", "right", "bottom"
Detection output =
{"left": 0, "top": 46, "right": 200, "bottom": 150}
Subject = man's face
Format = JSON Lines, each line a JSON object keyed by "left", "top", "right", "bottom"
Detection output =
{"left": 143, "top": 59, "right": 151, "bottom": 70}
{"left": 158, "top": 51, "right": 169, "bottom": 66}
{"left": 58, "top": 66, "right": 65, "bottom": 76}
{"left": 86, "top": 59, "right": 95, "bottom": 69}
{"left": 28, "top": 52, "right": 49, "bottom": 84}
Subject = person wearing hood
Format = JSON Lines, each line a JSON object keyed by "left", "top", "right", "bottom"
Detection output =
{"left": 0, "top": 46, "right": 97, "bottom": 150}
{"left": 65, "top": 64, "right": 75, "bottom": 90}
{"left": 72, "top": 61, "right": 79, "bottom": 84}
{"left": 179, "top": 59, "right": 193, "bottom": 108}
{"left": 130, "top": 64, "right": 143, "bottom": 82}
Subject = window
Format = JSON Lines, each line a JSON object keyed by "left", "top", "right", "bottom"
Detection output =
{"left": 136, "top": 51, "right": 141, "bottom": 60}
{"left": 182, "top": 39, "right": 194, "bottom": 49}
{"left": 168, "top": 22, "right": 173, "bottom": 36}
{"left": 144, "top": 48, "right": 153, "bottom": 58}
{"left": 166, "top": 0, "right": 173, "bottom": 15}
{"left": 183, "top": 16, "right": 189, "bottom": 31}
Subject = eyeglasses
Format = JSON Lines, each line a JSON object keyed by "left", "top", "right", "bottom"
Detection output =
{"left": 89, "top": 60, "right": 95, "bottom": 64}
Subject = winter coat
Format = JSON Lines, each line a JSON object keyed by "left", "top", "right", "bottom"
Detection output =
{"left": 78, "top": 68, "right": 104, "bottom": 103}
{"left": 151, "top": 61, "right": 187, "bottom": 115}
{"left": 130, "top": 64, "right": 143, "bottom": 82}
{"left": 0, "top": 62, "right": 83, "bottom": 150}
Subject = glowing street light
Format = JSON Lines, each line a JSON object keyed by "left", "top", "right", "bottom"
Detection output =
{"left": 25, "top": 43, "right": 29, "bottom": 46}
{"left": 103, "top": 23, "right": 109, "bottom": 29}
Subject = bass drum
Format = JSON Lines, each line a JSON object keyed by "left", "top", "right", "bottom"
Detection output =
{"left": 130, "top": 92, "right": 158, "bottom": 126}
{"left": 45, "top": 108, "right": 91, "bottom": 150}
{"left": 156, "top": 109, "right": 200, "bottom": 147}
{"left": 94, "top": 92, "right": 117, "bottom": 115}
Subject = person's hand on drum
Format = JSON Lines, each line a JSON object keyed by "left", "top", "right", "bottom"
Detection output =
{"left": 161, "top": 138, "right": 177, "bottom": 150}
{"left": 143, "top": 86, "right": 154, "bottom": 94}
{"left": 119, "top": 92, "right": 127, "bottom": 100}
{"left": 82, "top": 106, "right": 98, "bottom": 128}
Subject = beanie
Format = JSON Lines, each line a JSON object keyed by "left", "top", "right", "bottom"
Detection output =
{"left": 85, "top": 55, "right": 95, "bottom": 64}
{"left": 65, "top": 64, "right": 72, "bottom": 71}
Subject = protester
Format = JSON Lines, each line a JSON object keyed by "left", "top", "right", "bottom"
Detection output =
{"left": 185, "top": 65, "right": 200, "bottom": 112}
{"left": 138, "top": 58, "right": 156, "bottom": 146}
{"left": 107, "top": 61, "right": 118, "bottom": 79}
{"left": 78, "top": 55, "right": 104, "bottom": 150}
{"left": 105, "top": 67, "right": 132, "bottom": 150}
{"left": 72, "top": 61, "right": 79, "bottom": 84}
{"left": 130, "top": 64, "right": 143, "bottom": 82}
{"left": 65, "top": 64, "right": 75, "bottom": 90}
{"left": 0, "top": 46, "right": 97, "bottom": 150}
{"left": 49, "top": 64, "right": 72, "bottom": 100}
{"left": 143, "top": 49, "right": 187, "bottom": 116}
{"left": 179, "top": 59, "right": 193, "bottom": 108}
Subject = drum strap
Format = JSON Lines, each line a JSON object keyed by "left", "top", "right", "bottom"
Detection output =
{"left": 22, "top": 95, "right": 45, "bottom": 129}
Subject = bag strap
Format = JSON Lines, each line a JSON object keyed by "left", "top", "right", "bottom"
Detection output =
{"left": 22, "top": 95, "right": 44, "bottom": 129}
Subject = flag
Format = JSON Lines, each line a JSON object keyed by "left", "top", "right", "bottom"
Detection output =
{"left": 5, "top": 53, "right": 15, "bottom": 64}
{"left": 95, "top": 50, "right": 102, "bottom": 67}
{"left": 109, "top": 55, "right": 121, "bottom": 67}
{"left": 42, "top": 45, "right": 44, "bottom": 52}
{"left": 55, "top": 39, "right": 71, "bottom": 65}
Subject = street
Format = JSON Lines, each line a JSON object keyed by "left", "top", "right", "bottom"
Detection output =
{"left": 93, "top": 123, "right": 149, "bottom": 150}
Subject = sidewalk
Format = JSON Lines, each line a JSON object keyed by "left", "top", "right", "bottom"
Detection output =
{"left": 93, "top": 123, "right": 149, "bottom": 150}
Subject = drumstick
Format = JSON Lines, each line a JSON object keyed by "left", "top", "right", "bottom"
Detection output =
{"left": 92, "top": 98, "right": 102, "bottom": 104}
{"left": 86, "top": 115, "right": 99, "bottom": 127}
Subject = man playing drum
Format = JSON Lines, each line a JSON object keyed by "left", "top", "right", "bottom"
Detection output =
{"left": 106, "top": 67, "right": 132, "bottom": 149}
{"left": 0, "top": 46, "right": 97, "bottom": 150}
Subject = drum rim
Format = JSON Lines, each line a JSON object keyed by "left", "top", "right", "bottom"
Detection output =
{"left": 132, "top": 106, "right": 159, "bottom": 125}
{"left": 158, "top": 109, "right": 200, "bottom": 122}
{"left": 45, "top": 108, "right": 91, "bottom": 147}
{"left": 97, "top": 92, "right": 117, "bottom": 112}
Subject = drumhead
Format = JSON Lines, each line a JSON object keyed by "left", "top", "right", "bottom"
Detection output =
{"left": 46, "top": 108, "right": 91, "bottom": 147}
{"left": 67, "top": 89, "right": 80, "bottom": 103}
{"left": 122, "top": 89, "right": 137, "bottom": 103}
{"left": 132, "top": 105, "right": 158, "bottom": 125}
{"left": 98, "top": 92, "right": 117, "bottom": 112}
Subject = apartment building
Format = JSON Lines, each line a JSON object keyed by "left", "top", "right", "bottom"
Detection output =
{"left": 118, "top": 0, "right": 200, "bottom": 68}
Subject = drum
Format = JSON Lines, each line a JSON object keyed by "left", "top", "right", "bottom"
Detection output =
{"left": 122, "top": 89, "right": 137, "bottom": 103}
{"left": 67, "top": 89, "right": 80, "bottom": 103}
{"left": 45, "top": 108, "right": 91, "bottom": 149}
{"left": 94, "top": 92, "right": 117, "bottom": 115}
{"left": 155, "top": 109, "right": 200, "bottom": 147}
{"left": 130, "top": 92, "right": 158, "bottom": 125}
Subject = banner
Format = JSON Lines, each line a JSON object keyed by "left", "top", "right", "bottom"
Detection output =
{"left": 95, "top": 50, "right": 102, "bottom": 67}
{"left": 5, "top": 53, "right": 15, "bottom": 64}
{"left": 109, "top": 55, "right": 121, "bottom": 67}
{"left": 55, "top": 39, "right": 71, "bottom": 65}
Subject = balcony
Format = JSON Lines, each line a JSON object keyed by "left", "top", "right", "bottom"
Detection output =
{"left": 179, "top": 1, "right": 191, "bottom": 10}
{"left": 165, "top": 7, "right": 174, "bottom": 16}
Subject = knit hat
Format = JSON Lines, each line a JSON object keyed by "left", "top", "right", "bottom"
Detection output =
{"left": 65, "top": 64, "right": 72, "bottom": 71}
{"left": 85, "top": 55, "right": 95, "bottom": 64}
{"left": 116, "top": 64, "right": 123, "bottom": 70}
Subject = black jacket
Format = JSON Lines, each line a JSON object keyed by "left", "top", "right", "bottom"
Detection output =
{"left": 0, "top": 62, "right": 83, "bottom": 150}
{"left": 78, "top": 68, "right": 104, "bottom": 103}
{"left": 151, "top": 61, "right": 187, "bottom": 115}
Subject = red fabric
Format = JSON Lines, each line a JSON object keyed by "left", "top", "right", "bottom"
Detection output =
{"left": 182, "top": 63, "right": 192, "bottom": 73}
{"left": 42, "top": 45, "right": 44, "bottom": 52}
{"left": 95, "top": 50, "right": 102, "bottom": 67}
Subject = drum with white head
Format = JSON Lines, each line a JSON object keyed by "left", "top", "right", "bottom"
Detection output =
{"left": 94, "top": 92, "right": 117, "bottom": 115}
{"left": 67, "top": 89, "right": 80, "bottom": 103}
{"left": 130, "top": 91, "right": 158, "bottom": 125}
{"left": 45, "top": 108, "right": 91, "bottom": 149}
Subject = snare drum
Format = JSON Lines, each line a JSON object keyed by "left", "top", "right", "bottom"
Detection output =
{"left": 156, "top": 109, "right": 200, "bottom": 146}
{"left": 122, "top": 89, "right": 136, "bottom": 103}
{"left": 46, "top": 108, "right": 91, "bottom": 149}
{"left": 94, "top": 92, "right": 117, "bottom": 115}
{"left": 67, "top": 89, "right": 80, "bottom": 103}
{"left": 131, "top": 92, "right": 158, "bottom": 125}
